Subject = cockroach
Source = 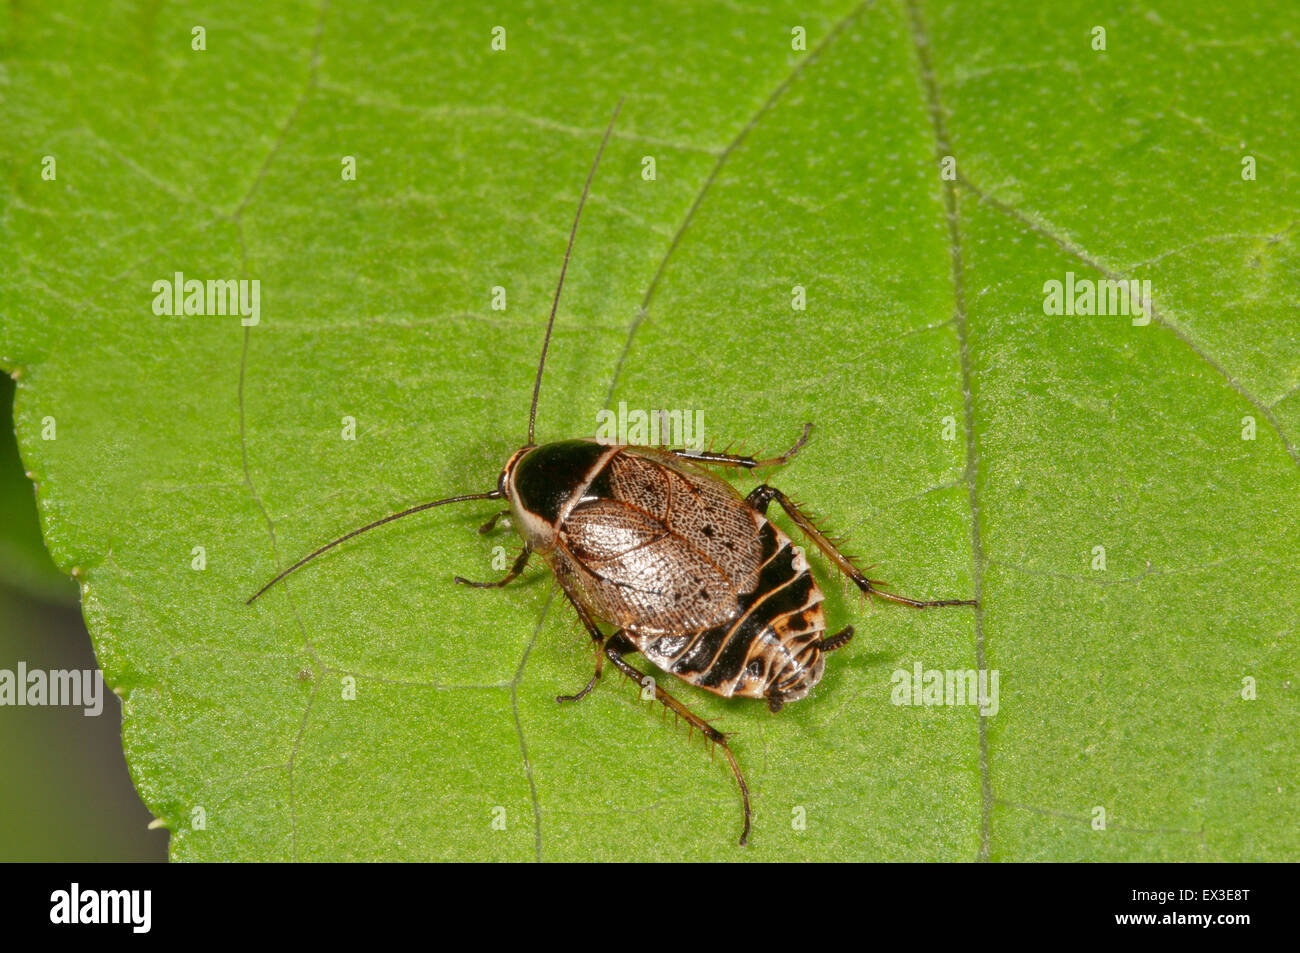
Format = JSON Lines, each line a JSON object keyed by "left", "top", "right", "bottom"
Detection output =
{"left": 247, "top": 98, "right": 977, "bottom": 846}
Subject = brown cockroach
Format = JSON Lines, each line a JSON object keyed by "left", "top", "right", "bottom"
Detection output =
{"left": 248, "top": 98, "right": 976, "bottom": 846}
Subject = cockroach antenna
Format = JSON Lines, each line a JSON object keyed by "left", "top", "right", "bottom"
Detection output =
{"left": 245, "top": 492, "right": 502, "bottom": 605}
{"left": 527, "top": 96, "right": 623, "bottom": 446}
{"left": 246, "top": 100, "right": 625, "bottom": 606}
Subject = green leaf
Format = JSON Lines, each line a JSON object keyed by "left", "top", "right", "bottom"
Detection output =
{"left": 2, "top": 0, "right": 1296, "bottom": 861}
{"left": 0, "top": 375, "right": 77, "bottom": 603}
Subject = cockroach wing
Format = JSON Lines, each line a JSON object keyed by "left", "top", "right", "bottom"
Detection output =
{"left": 609, "top": 451, "right": 767, "bottom": 568}
{"left": 555, "top": 449, "right": 767, "bottom": 636}
{"left": 558, "top": 499, "right": 733, "bottom": 634}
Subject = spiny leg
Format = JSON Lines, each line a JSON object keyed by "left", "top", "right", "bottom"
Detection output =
{"left": 453, "top": 543, "right": 531, "bottom": 589}
{"left": 746, "top": 485, "right": 977, "bottom": 609}
{"left": 603, "top": 634, "right": 752, "bottom": 847}
{"left": 552, "top": 590, "right": 753, "bottom": 845}
{"left": 555, "top": 588, "right": 610, "bottom": 703}
{"left": 668, "top": 422, "right": 812, "bottom": 470}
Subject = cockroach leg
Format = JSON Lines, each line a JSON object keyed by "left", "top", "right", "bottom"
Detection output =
{"left": 603, "top": 633, "right": 753, "bottom": 847}
{"left": 556, "top": 587, "right": 608, "bottom": 702}
{"left": 476, "top": 509, "right": 511, "bottom": 534}
{"left": 560, "top": 592, "right": 752, "bottom": 844}
{"left": 453, "top": 543, "right": 532, "bottom": 589}
{"left": 668, "top": 422, "right": 812, "bottom": 470}
{"left": 745, "top": 484, "right": 978, "bottom": 609}
{"left": 557, "top": 650, "right": 606, "bottom": 703}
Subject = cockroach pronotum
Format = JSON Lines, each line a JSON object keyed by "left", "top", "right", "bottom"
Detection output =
{"left": 247, "top": 98, "right": 976, "bottom": 846}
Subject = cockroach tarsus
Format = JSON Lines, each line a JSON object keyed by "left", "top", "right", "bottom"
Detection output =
{"left": 247, "top": 97, "right": 977, "bottom": 848}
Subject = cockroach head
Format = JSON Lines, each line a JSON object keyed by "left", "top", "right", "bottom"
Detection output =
{"left": 497, "top": 445, "right": 531, "bottom": 499}
{"left": 499, "top": 440, "right": 608, "bottom": 553}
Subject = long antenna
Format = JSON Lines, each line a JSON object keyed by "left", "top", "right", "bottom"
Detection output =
{"left": 246, "top": 490, "right": 502, "bottom": 604}
{"left": 527, "top": 97, "right": 624, "bottom": 445}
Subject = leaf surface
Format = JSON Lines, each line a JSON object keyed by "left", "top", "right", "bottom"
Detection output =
{"left": 2, "top": 0, "right": 1296, "bottom": 860}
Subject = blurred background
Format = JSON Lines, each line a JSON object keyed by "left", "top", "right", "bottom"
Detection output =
{"left": 0, "top": 374, "right": 167, "bottom": 861}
